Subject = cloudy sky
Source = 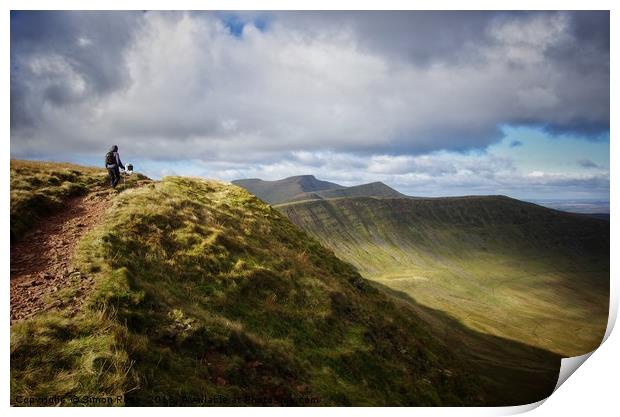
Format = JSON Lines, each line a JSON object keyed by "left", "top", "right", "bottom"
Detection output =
{"left": 10, "top": 11, "right": 609, "bottom": 201}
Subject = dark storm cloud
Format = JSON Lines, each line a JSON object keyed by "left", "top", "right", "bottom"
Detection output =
{"left": 270, "top": 11, "right": 496, "bottom": 66}
{"left": 11, "top": 11, "right": 142, "bottom": 94}
{"left": 10, "top": 10, "right": 609, "bottom": 164}
{"left": 565, "top": 11, "right": 610, "bottom": 55}
{"left": 542, "top": 120, "right": 610, "bottom": 139}
{"left": 313, "top": 10, "right": 610, "bottom": 140}
{"left": 10, "top": 11, "right": 142, "bottom": 129}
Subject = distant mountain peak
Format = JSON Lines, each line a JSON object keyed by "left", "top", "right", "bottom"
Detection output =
{"left": 233, "top": 175, "right": 407, "bottom": 205}
{"left": 364, "top": 181, "right": 388, "bottom": 187}
{"left": 232, "top": 175, "right": 343, "bottom": 204}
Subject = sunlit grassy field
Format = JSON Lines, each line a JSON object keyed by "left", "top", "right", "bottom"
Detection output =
{"left": 277, "top": 196, "right": 609, "bottom": 358}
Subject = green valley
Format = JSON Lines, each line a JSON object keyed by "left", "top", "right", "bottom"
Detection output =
{"left": 276, "top": 195, "right": 609, "bottom": 358}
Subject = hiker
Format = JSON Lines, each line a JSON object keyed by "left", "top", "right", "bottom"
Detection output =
{"left": 105, "top": 145, "right": 125, "bottom": 187}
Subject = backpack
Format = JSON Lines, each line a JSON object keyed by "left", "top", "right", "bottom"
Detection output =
{"left": 105, "top": 151, "right": 116, "bottom": 166}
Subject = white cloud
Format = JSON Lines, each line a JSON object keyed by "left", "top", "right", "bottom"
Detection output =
{"left": 12, "top": 12, "right": 609, "bottom": 159}
{"left": 10, "top": 11, "right": 609, "bottom": 199}
{"left": 77, "top": 36, "right": 92, "bottom": 47}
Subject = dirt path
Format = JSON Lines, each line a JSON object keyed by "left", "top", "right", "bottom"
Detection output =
{"left": 10, "top": 190, "right": 115, "bottom": 323}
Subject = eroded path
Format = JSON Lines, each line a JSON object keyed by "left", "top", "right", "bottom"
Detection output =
{"left": 10, "top": 190, "right": 114, "bottom": 323}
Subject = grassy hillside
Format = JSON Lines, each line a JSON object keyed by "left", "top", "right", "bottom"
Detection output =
{"left": 12, "top": 176, "right": 515, "bottom": 406}
{"left": 232, "top": 175, "right": 343, "bottom": 204}
{"left": 10, "top": 159, "right": 147, "bottom": 241}
{"left": 277, "top": 196, "right": 609, "bottom": 358}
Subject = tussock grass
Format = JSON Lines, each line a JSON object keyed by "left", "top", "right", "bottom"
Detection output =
{"left": 10, "top": 310, "right": 132, "bottom": 405}
{"left": 11, "top": 175, "right": 489, "bottom": 406}
{"left": 10, "top": 159, "right": 148, "bottom": 241}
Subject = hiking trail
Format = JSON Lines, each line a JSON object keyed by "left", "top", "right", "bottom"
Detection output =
{"left": 10, "top": 190, "right": 115, "bottom": 323}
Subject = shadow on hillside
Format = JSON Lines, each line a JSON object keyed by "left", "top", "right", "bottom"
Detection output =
{"left": 371, "top": 281, "right": 563, "bottom": 407}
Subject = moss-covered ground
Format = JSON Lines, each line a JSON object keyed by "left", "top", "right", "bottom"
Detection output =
{"left": 12, "top": 173, "right": 501, "bottom": 406}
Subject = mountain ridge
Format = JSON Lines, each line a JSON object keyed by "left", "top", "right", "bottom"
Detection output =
{"left": 277, "top": 194, "right": 609, "bottom": 358}
{"left": 232, "top": 175, "right": 344, "bottom": 204}
{"left": 232, "top": 175, "right": 405, "bottom": 205}
{"left": 286, "top": 181, "right": 406, "bottom": 203}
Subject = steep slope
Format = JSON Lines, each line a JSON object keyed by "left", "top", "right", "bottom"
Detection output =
{"left": 232, "top": 175, "right": 344, "bottom": 204}
{"left": 277, "top": 196, "right": 609, "bottom": 358}
{"left": 10, "top": 160, "right": 151, "bottom": 321}
{"left": 12, "top": 176, "right": 511, "bottom": 406}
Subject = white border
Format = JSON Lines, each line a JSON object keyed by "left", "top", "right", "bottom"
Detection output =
{"left": 2, "top": 1, "right": 616, "bottom": 416}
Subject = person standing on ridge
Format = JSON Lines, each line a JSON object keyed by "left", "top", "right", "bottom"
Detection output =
{"left": 105, "top": 145, "right": 125, "bottom": 187}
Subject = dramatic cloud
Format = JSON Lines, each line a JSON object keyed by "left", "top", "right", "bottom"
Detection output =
{"left": 10, "top": 11, "right": 610, "bottom": 200}
{"left": 10, "top": 11, "right": 142, "bottom": 130}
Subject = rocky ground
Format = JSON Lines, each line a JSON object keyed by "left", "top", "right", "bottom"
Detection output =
{"left": 10, "top": 190, "right": 114, "bottom": 323}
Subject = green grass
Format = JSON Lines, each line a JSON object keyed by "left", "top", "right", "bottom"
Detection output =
{"left": 10, "top": 159, "right": 148, "bottom": 241}
{"left": 11, "top": 311, "right": 131, "bottom": 405}
{"left": 276, "top": 196, "right": 609, "bottom": 358}
{"left": 12, "top": 175, "right": 496, "bottom": 406}
{"left": 373, "top": 281, "right": 560, "bottom": 407}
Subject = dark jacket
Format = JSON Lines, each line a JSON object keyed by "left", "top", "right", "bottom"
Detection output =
{"left": 106, "top": 145, "right": 125, "bottom": 170}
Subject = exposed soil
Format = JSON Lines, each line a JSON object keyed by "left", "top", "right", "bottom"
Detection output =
{"left": 10, "top": 190, "right": 114, "bottom": 323}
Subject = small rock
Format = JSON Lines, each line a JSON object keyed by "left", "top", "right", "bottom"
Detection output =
{"left": 40, "top": 272, "right": 54, "bottom": 280}
{"left": 69, "top": 271, "right": 82, "bottom": 280}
